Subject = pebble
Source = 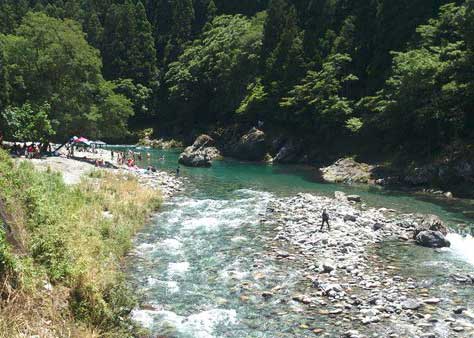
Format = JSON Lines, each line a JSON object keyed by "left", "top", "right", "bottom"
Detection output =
{"left": 453, "top": 307, "right": 466, "bottom": 314}
{"left": 424, "top": 298, "right": 441, "bottom": 304}
{"left": 260, "top": 192, "right": 472, "bottom": 337}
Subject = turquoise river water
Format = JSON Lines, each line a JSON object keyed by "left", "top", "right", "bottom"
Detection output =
{"left": 120, "top": 147, "right": 474, "bottom": 337}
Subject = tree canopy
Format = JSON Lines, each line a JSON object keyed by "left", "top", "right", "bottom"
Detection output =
{"left": 0, "top": 12, "right": 133, "bottom": 140}
{"left": 0, "top": 0, "right": 472, "bottom": 157}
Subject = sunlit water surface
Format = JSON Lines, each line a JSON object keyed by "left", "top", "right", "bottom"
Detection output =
{"left": 118, "top": 147, "right": 474, "bottom": 337}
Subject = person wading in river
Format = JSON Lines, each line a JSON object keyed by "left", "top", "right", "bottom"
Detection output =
{"left": 320, "top": 209, "right": 330, "bottom": 231}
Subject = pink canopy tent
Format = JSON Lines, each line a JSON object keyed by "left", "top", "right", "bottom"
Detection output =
{"left": 72, "top": 137, "right": 91, "bottom": 146}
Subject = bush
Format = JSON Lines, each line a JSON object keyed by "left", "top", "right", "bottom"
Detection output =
{"left": 0, "top": 149, "right": 162, "bottom": 336}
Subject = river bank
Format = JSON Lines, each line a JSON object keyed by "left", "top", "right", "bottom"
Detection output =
{"left": 262, "top": 193, "right": 474, "bottom": 337}
{"left": 126, "top": 147, "right": 474, "bottom": 338}
{"left": 0, "top": 148, "right": 185, "bottom": 337}
{"left": 153, "top": 127, "right": 474, "bottom": 198}
{"left": 20, "top": 147, "right": 184, "bottom": 198}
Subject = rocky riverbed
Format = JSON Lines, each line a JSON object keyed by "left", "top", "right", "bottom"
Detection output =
{"left": 259, "top": 193, "right": 474, "bottom": 337}
{"left": 18, "top": 148, "right": 184, "bottom": 198}
{"left": 117, "top": 167, "right": 184, "bottom": 198}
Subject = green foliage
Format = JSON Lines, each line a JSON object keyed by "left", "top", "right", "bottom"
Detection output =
{"left": 0, "top": 12, "right": 133, "bottom": 140}
{"left": 114, "top": 78, "right": 153, "bottom": 117}
{"left": 1, "top": 103, "right": 55, "bottom": 141}
{"left": 362, "top": 2, "right": 474, "bottom": 152}
{"left": 165, "top": 14, "right": 264, "bottom": 124}
{"left": 280, "top": 53, "right": 358, "bottom": 135}
{"left": 0, "top": 229, "right": 16, "bottom": 278}
{"left": 237, "top": 78, "right": 268, "bottom": 119}
{"left": 103, "top": 0, "right": 157, "bottom": 86}
{"left": 0, "top": 148, "right": 162, "bottom": 334}
{"left": 1, "top": 0, "right": 473, "bottom": 158}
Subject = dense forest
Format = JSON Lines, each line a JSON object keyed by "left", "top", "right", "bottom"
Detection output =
{"left": 1, "top": 0, "right": 473, "bottom": 160}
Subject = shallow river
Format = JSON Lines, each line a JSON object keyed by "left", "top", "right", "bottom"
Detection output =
{"left": 123, "top": 148, "right": 474, "bottom": 337}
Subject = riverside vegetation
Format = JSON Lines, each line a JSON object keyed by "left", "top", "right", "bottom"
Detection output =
{"left": 0, "top": 0, "right": 473, "bottom": 163}
{"left": 0, "top": 149, "right": 162, "bottom": 337}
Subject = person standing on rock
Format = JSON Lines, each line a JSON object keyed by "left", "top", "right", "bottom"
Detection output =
{"left": 320, "top": 209, "right": 330, "bottom": 231}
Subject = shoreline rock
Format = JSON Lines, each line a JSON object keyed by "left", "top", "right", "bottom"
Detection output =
{"left": 228, "top": 127, "right": 266, "bottom": 162}
{"left": 179, "top": 134, "right": 222, "bottom": 167}
{"left": 260, "top": 192, "right": 470, "bottom": 336}
{"left": 320, "top": 158, "right": 374, "bottom": 184}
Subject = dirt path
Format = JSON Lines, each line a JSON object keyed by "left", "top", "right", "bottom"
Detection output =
{"left": 24, "top": 156, "right": 101, "bottom": 185}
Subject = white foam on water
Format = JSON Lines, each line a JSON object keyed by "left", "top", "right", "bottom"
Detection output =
{"left": 182, "top": 216, "right": 221, "bottom": 230}
{"left": 147, "top": 276, "right": 158, "bottom": 286}
{"left": 231, "top": 236, "right": 247, "bottom": 242}
{"left": 166, "top": 280, "right": 180, "bottom": 293}
{"left": 184, "top": 309, "right": 238, "bottom": 338}
{"left": 131, "top": 309, "right": 159, "bottom": 328}
{"left": 176, "top": 193, "right": 271, "bottom": 231}
{"left": 135, "top": 243, "right": 155, "bottom": 254}
{"left": 168, "top": 262, "right": 190, "bottom": 276}
{"left": 447, "top": 233, "right": 474, "bottom": 266}
{"left": 146, "top": 277, "right": 180, "bottom": 293}
{"left": 132, "top": 308, "right": 238, "bottom": 338}
{"left": 160, "top": 238, "right": 183, "bottom": 252}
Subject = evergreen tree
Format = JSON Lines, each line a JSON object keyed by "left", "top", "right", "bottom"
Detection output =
{"left": 261, "top": 0, "right": 288, "bottom": 64}
{"left": 207, "top": 0, "right": 217, "bottom": 22}
{"left": 0, "top": 0, "right": 29, "bottom": 34}
{"left": 165, "top": 0, "right": 195, "bottom": 62}
{"left": 102, "top": 1, "right": 138, "bottom": 81}
{"left": 131, "top": 1, "right": 157, "bottom": 85}
{"left": 262, "top": 1, "right": 305, "bottom": 114}
{"left": 83, "top": 9, "right": 103, "bottom": 49}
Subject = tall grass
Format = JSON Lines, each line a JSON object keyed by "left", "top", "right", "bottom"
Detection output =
{"left": 0, "top": 149, "right": 161, "bottom": 337}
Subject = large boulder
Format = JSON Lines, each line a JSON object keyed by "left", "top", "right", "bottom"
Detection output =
{"left": 413, "top": 214, "right": 448, "bottom": 238}
{"left": 178, "top": 135, "right": 222, "bottom": 167}
{"left": 273, "top": 139, "right": 302, "bottom": 164}
{"left": 416, "top": 230, "right": 451, "bottom": 248}
{"left": 231, "top": 128, "right": 267, "bottom": 161}
{"left": 320, "top": 158, "right": 374, "bottom": 184}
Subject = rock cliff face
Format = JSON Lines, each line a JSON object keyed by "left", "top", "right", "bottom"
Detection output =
{"left": 403, "top": 159, "right": 474, "bottom": 186}
{"left": 273, "top": 139, "right": 303, "bottom": 164}
{"left": 229, "top": 127, "right": 267, "bottom": 161}
{"left": 178, "top": 135, "right": 222, "bottom": 167}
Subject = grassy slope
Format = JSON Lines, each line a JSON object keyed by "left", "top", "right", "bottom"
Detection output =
{"left": 0, "top": 150, "right": 162, "bottom": 337}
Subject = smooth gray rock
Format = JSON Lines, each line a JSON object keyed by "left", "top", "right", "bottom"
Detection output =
{"left": 402, "top": 299, "right": 423, "bottom": 310}
{"left": 230, "top": 127, "right": 267, "bottom": 161}
{"left": 320, "top": 158, "right": 374, "bottom": 184}
{"left": 413, "top": 214, "right": 448, "bottom": 238}
{"left": 179, "top": 134, "right": 222, "bottom": 167}
{"left": 273, "top": 139, "right": 302, "bottom": 164}
{"left": 415, "top": 230, "right": 450, "bottom": 248}
{"left": 373, "top": 223, "right": 384, "bottom": 231}
{"left": 347, "top": 195, "right": 362, "bottom": 203}
{"left": 344, "top": 215, "right": 357, "bottom": 222}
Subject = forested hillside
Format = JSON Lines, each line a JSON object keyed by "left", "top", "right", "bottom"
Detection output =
{"left": 1, "top": 0, "right": 473, "bottom": 159}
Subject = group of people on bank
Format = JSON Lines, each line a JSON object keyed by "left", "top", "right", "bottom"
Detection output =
{"left": 9, "top": 142, "right": 52, "bottom": 158}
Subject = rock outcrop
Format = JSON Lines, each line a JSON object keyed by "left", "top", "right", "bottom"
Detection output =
{"left": 273, "top": 139, "right": 302, "bottom": 164}
{"left": 178, "top": 135, "right": 222, "bottom": 167}
{"left": 413, "top": 214, "right": 448, "bottom": 237}
{"left": 320, "top": 158, "right": 374, "bottom": 184}
{"left": 415, "top": 230, "right": 451, "bottom": 248}
{"left": 230, "top": 128, "right": 266, "bottom": 161}
{"left": 410, "top": 214, "right": 450, "bottom": 248}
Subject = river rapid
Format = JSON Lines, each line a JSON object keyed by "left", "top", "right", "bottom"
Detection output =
{"left": 123, "top": 148, "right": 474, "bottom": 337}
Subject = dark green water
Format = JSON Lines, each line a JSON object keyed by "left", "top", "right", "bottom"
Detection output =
{"left": 121, "top": 147, "right": 474, "bottom": 337}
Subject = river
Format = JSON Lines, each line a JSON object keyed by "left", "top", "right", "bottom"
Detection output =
{"left": 122, "top": 148, "right": 474, "bottom": 337}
